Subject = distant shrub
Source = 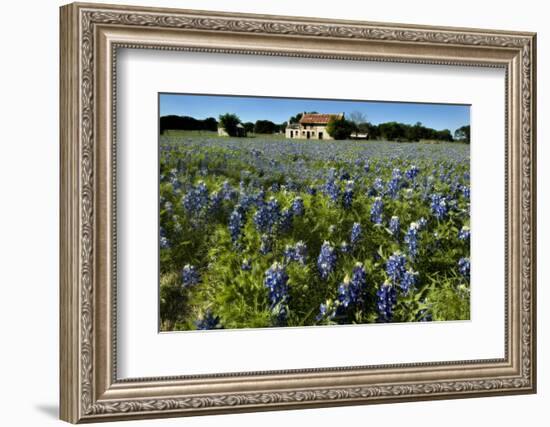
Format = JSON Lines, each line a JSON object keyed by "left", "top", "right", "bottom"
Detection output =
{"left": 219, "top": 113, "right": 241, "bottom": 137}
{"left": 254, "top": 120, "right": 277, "bottom": 134}
{"left": 326, "top": 117, "right": 356, "bottom": 140}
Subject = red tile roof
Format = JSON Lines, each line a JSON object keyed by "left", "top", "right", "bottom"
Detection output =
{"left": 299, "top": 113, "right": 343, "bottom": 125}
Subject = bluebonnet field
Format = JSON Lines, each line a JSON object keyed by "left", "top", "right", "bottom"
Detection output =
{"left": 159, "top": 135, "right": 470, "bottom": 331}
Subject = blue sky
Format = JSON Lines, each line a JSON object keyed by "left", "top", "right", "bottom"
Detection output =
{"left": 160, "top": 93, "right": 470, "bottom": 133}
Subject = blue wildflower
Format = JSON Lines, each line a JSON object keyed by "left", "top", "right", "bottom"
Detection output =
{"left": 430, "top": 193, "right": 449, "bottom": 220}
{"left": 264, "top": 262, "right": 289, "bottom": 324}
{"left": 238, "top": 190, "right": 254, "bottom": 212}
{"left": 316, "top": 301, "right": 336, "bottom": 321}
{"left": 337, "top": 276, "right": 354, "bottom": 309}
{"left": 168, "top": 169, "right": 181, "bottom": 190}
{"left": 338, "top": 263, "right": 367, "bottom": 310}
{"left": 291, "top": 196, "right": 305, "bottom": 216}
{"left": 160, "top": 236, "right": 170, "bottom": 249}
{"left": 450, "top": 177, "right": 461, "bottom": 194}
{"left": 350, "top": 222, "right": 362, "bottom": 246}
{"left": 458, "top": 225, "right": 470, "bottom": 241}
{"left": 392, "top": 168, "right": 403, "bottom": 180}
{"left": 400, "top": 269, "right": 419, "bottom": 295}
{"left": 363, "top": 159, "right": 370, "bottom": 173}
{"left": 285, "top": 178, "right": 298, "bottom": 191}
{"left": 228, "top": 206, "right": 244, "bottom": 245}
{"left": 405, "top": 165, "right": 420, "bottom": 180}
{"left": 325, "top": 178, "right": 340, "bottom": 203}
{"left": 377, "top": 281, "right": 397, "bottom": 322}
{"left": 316, "top": 303, "right": 329, "bottom": 321}
{"left": 284, "top": 241, "right": 307, "bottom": 264}
{"left": 306, "top": 186, "right": 317, "bottom": 196}
{"left": 294, "top": 241, "right": 307, "bottom": 264}
{"left": 317, "top": 241, "right": 337, "bottom": 280}
{"left": 370, "top": 197, "right": 383, "bottom": 224}
{"left": 386, "top": 252, "right": 407, "bottom": 284}
{"left": 462, "top": 185, "right": 471, "bottom": 199}
{"left": 389, "top": 216, "right": 401, "bottom": 237}
{"left": 221, "top": 180, "right": 236, "bottom": 201}
{"left": 351, "top": 262, "right": 367, "bottom": 291}
{"left": 182, "top": 264, "right": 200, "bottom": 287}
{"left": 458, "top": 257, "right": 470, "bottom": 279}
{"left": 342, "top": 180, "right": 354, "bottom": 209}
{"left": 373, "top": 177, "right": 384, "bottom": 193}
{"left": 339, "top": 241, "right": 351, "bottom": 254}
{"left": 417, "top": 309, "right": 433, "bottom": 322}
{"left": 254, "top": 188, "right": 266, "bottom": 207}
{"left": 254, "top": 197, "right": 280, "bottom": 233}
{"left": 404, "top": 222, "right": 420, "bottom": 258}
{"left": 386, "top": 177, "right": 400, "bottom": 199}
{"left": 182, "top": 181, "right": 209, "bottom": 215}
{"left": 279, "top": 208, "right": 294, "bottom": 233}
{"left": 195, "top": 310, "right": 220, "bottom": 330}
{"left": 241, "top": 258, "right": 252, "bottom": 271}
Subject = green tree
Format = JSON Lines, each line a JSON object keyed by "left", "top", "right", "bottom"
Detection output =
{"left": 289, "top": 113, "right": 302, "bottom": 124}
{"left": 349, "top": 111, "right": 368, "bottom": 137}
{"left": 326, "top": 117, "right": 356, "bottom": 140}
{"left": 254, "top": 120, "right": 277, "bottom": 134}
{"left": 243, "top": 122, "right": 255, "bottom": 134}
{"left": 363, "top": 122, "right": 379, "bottom": 140}
{"left": 454, "top": 125, "right": 471, "bottom": 143}
{"left": 218, "top": 113, "right": 241, "bottom": 137}
{"left": 378, "top": 121, "right": 407, "bottom": 141}
{"left": 405, "top": 122, "right": 423, "bottom": 141}
{"left": 437, "top": 129, "right": 454, "bottom": 142}
{"left": 203, "top": 117, "right": 218, "bottom": 132}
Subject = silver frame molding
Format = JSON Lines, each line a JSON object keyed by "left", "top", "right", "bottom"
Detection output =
{"left": 60, "top": 2, "right": 537, "bottom": 423}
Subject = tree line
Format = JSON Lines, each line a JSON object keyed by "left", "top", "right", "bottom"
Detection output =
{"left": 327, "top": 113, "right": 469, "bottom": 143}
{"left": 160, "top": 115, "right": 218, "bottom": 134}
{"left": 160, "top": 112, "right": 470, "bottom": 143}
{"left": 160, "top": 114, "right": 286, "bottom": 136}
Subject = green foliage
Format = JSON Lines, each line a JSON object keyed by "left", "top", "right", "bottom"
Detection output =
{"left": 326, "top": 117, "right": 357, "bottom": 140}
{"left": 254, "top": 120, "right": 277, "bottom": 134}
{"left": 357, "top": 120, "right": 456, "bottom": 142}
{"left": 160, "top": 272, "right": 192, "bottom": 330}
{"left": 454, "top": 125, "right": 471, "bottom": 143}
{"left": 218, "top": 113, "right": 241, "bottom": 137}
{"left": 160, "top": 115, "right": 217, "bottom": 134}
{"left": 243, "top": 122, "right": 255, "bottom": 134}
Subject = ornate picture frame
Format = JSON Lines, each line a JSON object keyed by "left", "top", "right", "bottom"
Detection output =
{"left": 60, "top": 2, "right": 536, "bottom": 423}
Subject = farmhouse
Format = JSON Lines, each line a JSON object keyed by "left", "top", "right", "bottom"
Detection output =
{"left": 285, "top": 113, "right": 344, "bottom": 140}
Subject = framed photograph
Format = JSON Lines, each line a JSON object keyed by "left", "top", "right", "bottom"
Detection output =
{"left": 60, "top": 2, "right": 537, "bottom": 423}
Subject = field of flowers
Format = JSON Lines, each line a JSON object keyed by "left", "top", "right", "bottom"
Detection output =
{"left": 159, "top": 133, "right": 470, "bottom": 331}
